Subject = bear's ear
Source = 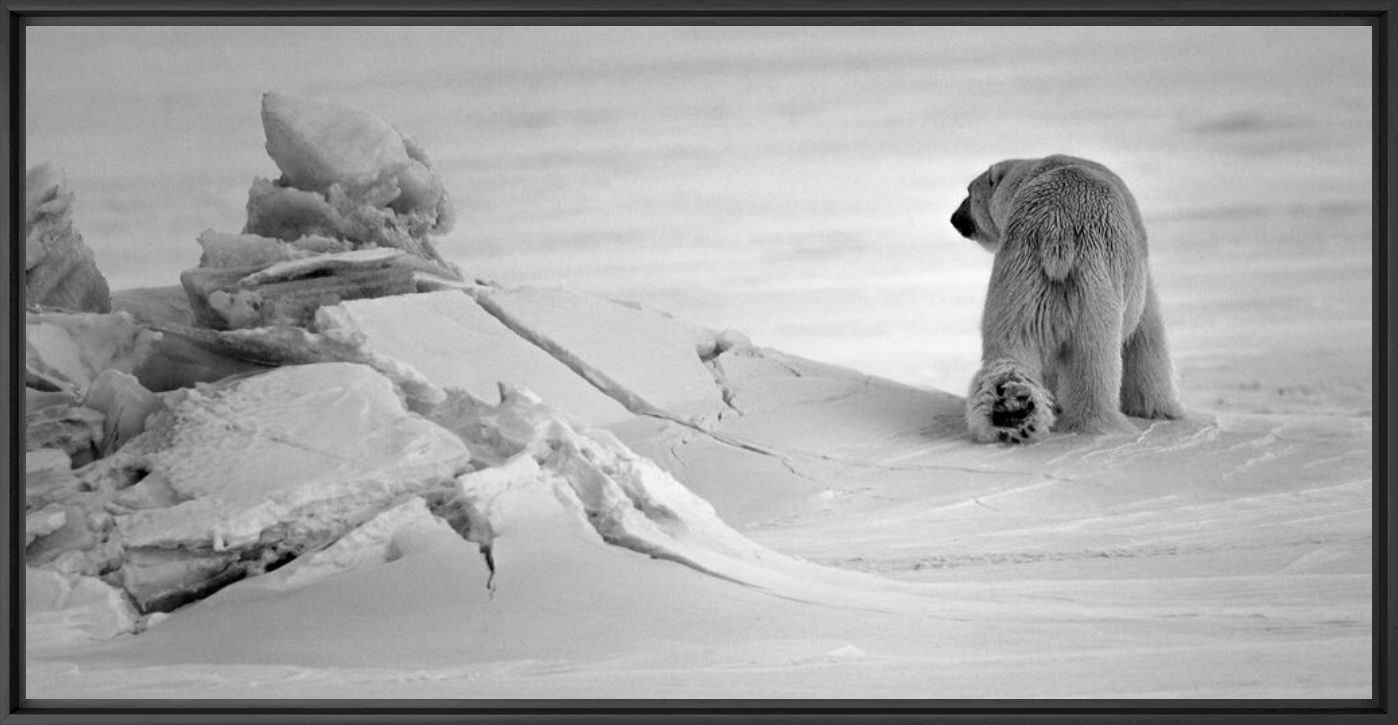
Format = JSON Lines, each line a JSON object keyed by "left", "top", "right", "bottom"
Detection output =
{"left": 987, "top": 162, "right": 1006, "bottom": 186}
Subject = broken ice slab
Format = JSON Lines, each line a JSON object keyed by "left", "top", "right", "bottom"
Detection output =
{"left": 233, "top": 496, "right": 459, "bottom": 593}
{"left": 25, "top": 404, "right": 104, "bottom": 466}
{"left": 113, "top": 362, "right": 471, "bottom": 550}
{"left": 239, "top": 248, "right": 408, "bottom": 286}
{"left": 110, "top": 285, "right": 274, "bottom": 392}
{"left": 316, "top": 290, "right": 632, "bottom": 426}
{"left": 470, "top": 286, "right": 729, "bottom": 427}
{"left": 96, "top": 362, "right": 471, "bottom": 611}
{"left": 242, "top": 179, "right": 460, "bottom": 280}
{"left": 25, "top": 448, "right": 83, "bottom": 510}
{"left": 262, "top": 91, "right": 446, "bottom": 213}
{"left": 27, "top": 567, "right": 140, "bottom": 648}
{"left": 26, "top": 505, "right": 68, "bottom": 546}
{"left": 180, "top": 249, "right": 415, "bottom": 330}
{"left": 26, "top": 310, "right": 160, "bottom": 395}
{"left": 25, "top": 502, "right": 108, "bottom": 570}
{"left": 194, "top": 229, "right": 350, "bottom": 270}
{"left": 110, "top": 285, "right": 196, "bottom": 327}
{"left": 245, "top": 92, "right": 459, "bottom": 278}
{"left": 25, "top": 163, "right": 111, "bottom": 313}
{"left": 80, "top": 369, "right": 164, "bottom": 456}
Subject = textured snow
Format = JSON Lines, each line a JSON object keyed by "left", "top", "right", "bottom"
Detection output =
{"left": 24, "top": 26, "right": 1370, "bottom": 700}
{"left": 28, "top": 284, "right": 1370, "bottom": 699}
{"left": 446, "top": 385, "right": 936, "bottom": 610}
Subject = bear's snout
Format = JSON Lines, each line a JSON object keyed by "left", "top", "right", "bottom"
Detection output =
{"left": 951, "top": 197, "right": 976, "bottom": 238}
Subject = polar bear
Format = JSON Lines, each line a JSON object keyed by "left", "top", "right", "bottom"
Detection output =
{"left": 949, "top": 154, "right": 1184, "bottom": 443}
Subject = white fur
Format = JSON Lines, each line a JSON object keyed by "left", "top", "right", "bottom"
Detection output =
{"left": 951, "top": 155, "right": 1185, "bottom": 444}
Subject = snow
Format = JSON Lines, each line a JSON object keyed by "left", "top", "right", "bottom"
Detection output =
{"left": 27, "top": 287, "right": 1370, "bottom": 699}
{"left": 23, "top": 25, "right": 1370, "bottom": 700}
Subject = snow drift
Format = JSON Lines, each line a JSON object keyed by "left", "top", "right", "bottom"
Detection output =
{"left": 24, "top": 88, "right": 1370, "bottom": 700}
{"left": 28, "top": 284, "right": 1371, "bottom": 699}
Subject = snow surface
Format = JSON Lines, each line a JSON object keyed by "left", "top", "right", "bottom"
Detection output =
{"left": 27, "top": 288, "right": 1371, "bottom": 699}
{"left": 23, "top": 25, "right": 1371, "bottom": 700}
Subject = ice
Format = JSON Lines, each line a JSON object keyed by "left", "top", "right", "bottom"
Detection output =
{"left": 181, "top": 254, "right": 416, "bottom": 331}
{"left": 24, "top": 163, "right": 111, "bottom": 312}
{"left": 471, "top": 286, "right": 729, "bottom": 426}
{"left": 79, "top": 369, "right": 163, "bottom": 456}
{"left": 261, "top": 91, "right": 446, "bottom": 214}
{"left": 315, "top": 290, "right": 632, "bottom": 425}
{"left": 24, "top": 404, "right": 105, "bottom": 467}
{"left": 26, "top": 568, "right": 141, "bottom": 649}
{"left": 234, "top": 496, "right": 458, "bottom": 593}
{"left": 26, "top": 506, "right": 68, "bottom": 546}
{"left": 111, "top": 362, "right": 470, "bottom": 552}
{"left": 24, "top": 274, "right": 1369, "bottom": 697}
{"left": 25, "top": 309, "right": 162, "bottom": 465}
{"left": 24, "top": 448, "right": 82, "bottom": 510}
{"left": 25, "top": 310, "right": 160, "bottom": 394}
{"left": 174, "top": 92, "right": 462, "bottom": 332}
{"left": 27, "top": 318, "right": 1371, "bottom": 698}
{"left": 245, "top": 92, "right": 457, "bottom": 276}
{"left": 22, "top": 26, "right": 1371, "bottom": 698}
{"left": 442, "top": 385, "right": 931, "bottom": 609}
{"left": 237, "top": 248, "right": 407, "bottom": 286}
{"left": 26, "top": 362, "right": 472, "bottom": 614}
{"left": 195, "top": 230, "right": 305, "bottom": 270}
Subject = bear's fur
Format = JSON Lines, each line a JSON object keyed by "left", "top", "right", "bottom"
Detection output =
{"left": 950, "top": 154, "right": 1185, "bottom": 443}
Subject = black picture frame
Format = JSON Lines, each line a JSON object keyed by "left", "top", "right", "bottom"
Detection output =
{"left": 4, "top": 2, "right": 1392, "bottom": 723}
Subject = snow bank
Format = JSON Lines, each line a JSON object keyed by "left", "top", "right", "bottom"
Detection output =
{"left": 438, "top": 385, "right": 936, "bottom": 610}
{"left": 27, "top": 281, "right": 1371, "bottom": 698}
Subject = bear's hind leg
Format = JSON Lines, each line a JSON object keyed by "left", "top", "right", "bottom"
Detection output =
{"left": 1055, "top": 302, "right": 1137, "bottom": 435}
{"left": 966, "top": 358, "right": 1057, "bottom": 444}
{"left": 1120, "top": 281, "right": 1186, "bottom": 420}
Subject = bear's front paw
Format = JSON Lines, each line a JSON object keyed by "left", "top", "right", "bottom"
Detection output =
{"left": 967, "top": 361, "right": 1056, "bottom": 444}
